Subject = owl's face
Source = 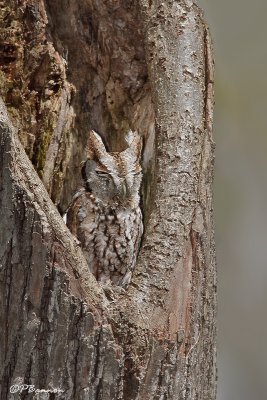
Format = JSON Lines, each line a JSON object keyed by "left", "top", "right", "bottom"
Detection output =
{"left": 82, "top": 130, "right": 143, "bottom": 207}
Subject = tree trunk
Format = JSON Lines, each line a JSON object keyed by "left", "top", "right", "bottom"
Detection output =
{"left": 0, "top": 1, "right": 216, "bottom": 399}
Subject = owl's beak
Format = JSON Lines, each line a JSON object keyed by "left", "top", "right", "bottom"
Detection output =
{"left": 121, "top": 182, "right": 128, "bottom": 198}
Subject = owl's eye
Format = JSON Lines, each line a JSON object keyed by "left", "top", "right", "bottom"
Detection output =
{"left": 95, "top": 170, "right": 110, "bottom": 178}
{"left": 133, "top": 171, "right": 141, "bottom": 176}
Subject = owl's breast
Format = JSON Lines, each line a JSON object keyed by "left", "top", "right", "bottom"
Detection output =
{"left": 67, "top": 191, "right": 143, "bottom": 285}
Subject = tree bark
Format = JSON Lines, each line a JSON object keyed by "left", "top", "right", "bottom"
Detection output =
{"left": 0, "top": 1, "right": 216, "bottom": 399}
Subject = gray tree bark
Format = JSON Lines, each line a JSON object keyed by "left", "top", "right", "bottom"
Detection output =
{"left": 0, "top": 1, "right": 216, "bottom": 399}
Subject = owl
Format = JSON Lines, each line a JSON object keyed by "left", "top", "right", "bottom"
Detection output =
{"left": 67, "top": 130, "right": 143, "bottom": 288}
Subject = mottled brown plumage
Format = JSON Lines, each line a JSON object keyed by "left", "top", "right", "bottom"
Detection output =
{"left": 67, "top": 130, "right": 143, "bottom": 287}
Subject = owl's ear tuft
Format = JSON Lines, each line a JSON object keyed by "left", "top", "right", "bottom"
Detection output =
{"left": 87, "top": 130, "right": 108, "bottom": 161}
{"left": 125, "top": 130, "right": 143, "bottom": 161}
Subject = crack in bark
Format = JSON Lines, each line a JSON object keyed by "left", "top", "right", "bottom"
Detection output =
{"left": 3, "top": 239, "right": 12, "bottom": 361}
{"left": 72, "top": 302, "right": 83, "bottom": 399}
{"left": 92, "top": 326, "right": 104, "bottom": 398}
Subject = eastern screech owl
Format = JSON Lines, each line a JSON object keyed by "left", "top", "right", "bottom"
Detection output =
{"left": 67, "top": 130, "right": 143, "bottom": 287}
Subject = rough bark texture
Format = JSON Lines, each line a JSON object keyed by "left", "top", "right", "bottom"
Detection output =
{"left": 0, "top": 1, "right": 216, "bottom": 399}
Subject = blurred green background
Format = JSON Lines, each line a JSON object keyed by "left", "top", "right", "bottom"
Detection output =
{"left": 198, "top": 0, "right": 267, "bottom": 398}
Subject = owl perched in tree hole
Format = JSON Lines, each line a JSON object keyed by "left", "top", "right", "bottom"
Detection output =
{"left": 67, "top": 130, "right": 143, "bottom": 288}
